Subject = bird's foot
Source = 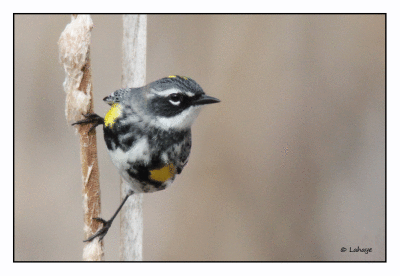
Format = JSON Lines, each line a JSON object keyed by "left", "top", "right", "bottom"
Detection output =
{"left": 72, "top": 113, "right": 104, "bottom": 133}
{"left": 83, "top": 217, "right": 113, "bottom": 242}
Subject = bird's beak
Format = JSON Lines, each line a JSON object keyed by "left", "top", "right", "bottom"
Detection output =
{"left": 194, "top": 94, "right": 220, "bottom": 106}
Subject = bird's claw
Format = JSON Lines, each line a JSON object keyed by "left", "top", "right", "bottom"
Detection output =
{"left": 83, "top": 217, "right": 112, "bottom": 242}
{"left": 72, "top": 113, "right": 104, "bottom": 134}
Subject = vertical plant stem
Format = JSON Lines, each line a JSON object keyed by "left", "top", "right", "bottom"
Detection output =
{"left": 58, "top": 14, "right": 103, "bottom": 261}
{"left": 120, "top": 14, "right": 147, "bottom": 261}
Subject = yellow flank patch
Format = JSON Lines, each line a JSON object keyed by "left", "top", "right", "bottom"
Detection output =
{"left": 168, "top": 75, "right": 177, "bottom": 78}
{"left": 104, "top": 103, "right": 122, "bottom": 128}
{"left": 149, "top": 163, "right": 176, "bottom": 183}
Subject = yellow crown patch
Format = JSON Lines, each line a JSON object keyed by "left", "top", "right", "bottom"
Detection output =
{"left": 168, "top": 75, "right": 189, "bottom": 80}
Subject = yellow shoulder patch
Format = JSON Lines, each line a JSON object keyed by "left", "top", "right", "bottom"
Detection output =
{"left": 104, "top": 103, "right": 122, "bottom": 128}
{"left": 149, "top": 163, "right": 176, "bottom": 183}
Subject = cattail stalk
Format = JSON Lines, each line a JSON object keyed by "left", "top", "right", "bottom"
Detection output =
{"left": 58, "top": 14, "right": 103, "bottom": 261}
{"left": 120, "top": 14, "right": 147, "bottom": 261}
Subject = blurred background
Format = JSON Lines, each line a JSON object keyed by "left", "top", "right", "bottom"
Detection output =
{"left": 14, "top": 14, "right": 385, "bottom": 261}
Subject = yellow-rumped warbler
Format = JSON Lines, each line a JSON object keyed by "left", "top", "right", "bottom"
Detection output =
{"left": 73, "top": 75, "right": 220, "bottom": 242}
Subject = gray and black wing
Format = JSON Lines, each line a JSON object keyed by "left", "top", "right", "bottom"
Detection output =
{"left": 176, "top": 133, "right": 192, "bottom": 174}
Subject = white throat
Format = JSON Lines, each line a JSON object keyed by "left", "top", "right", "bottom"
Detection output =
{"left": 152, "top": 105, "right": 202, "bottom": 130}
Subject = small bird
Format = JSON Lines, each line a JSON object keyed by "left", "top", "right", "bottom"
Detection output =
{"left": 73, "top": 75, "right": 220, "bottom": 242}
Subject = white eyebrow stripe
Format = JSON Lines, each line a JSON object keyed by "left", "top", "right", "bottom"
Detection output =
{"left": 150, "top": 88, "right": 196, "bottom": 98}
{"left": 151, "top": 88, "right": 180, "bottom": 97}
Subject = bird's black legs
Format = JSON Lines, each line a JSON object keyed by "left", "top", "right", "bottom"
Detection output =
{"left": 84, "top": 190, "right": 135, "bottom": 242}
{"left": 72, "top": 113, "right": 104, "bottom": 133}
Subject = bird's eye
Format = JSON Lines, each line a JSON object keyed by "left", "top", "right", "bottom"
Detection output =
{"left": 169, "top": 93, "right": 183, "bottom": 105}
